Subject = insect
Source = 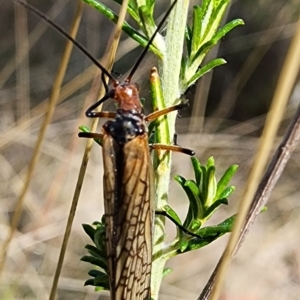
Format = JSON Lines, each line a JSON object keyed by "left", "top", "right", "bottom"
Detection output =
{"left": 80, "top": 94, "right": 193, "bottom": 300}
{"left": 14, "top": 0, "right": 195, "bottom": 299}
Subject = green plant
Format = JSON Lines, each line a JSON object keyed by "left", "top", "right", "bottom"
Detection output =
{"left": 80, "top": 0, "right": 243, "bottom": 298}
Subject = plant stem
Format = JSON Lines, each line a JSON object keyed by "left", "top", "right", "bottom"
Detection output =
{"left": 151, "top": 1, "right": 190, "bottom": 298}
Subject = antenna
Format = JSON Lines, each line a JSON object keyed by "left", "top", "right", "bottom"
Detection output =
{"left": 14, "top": 0, "right": 180, "bottom": 87}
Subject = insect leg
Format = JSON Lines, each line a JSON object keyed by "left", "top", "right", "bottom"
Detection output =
{"left": 78, "top": 132, "right": 104, "bottom": 139}
{"left": 173, "top": 133, "right": 178, "bottom": 145}
{"left": 78, "top": 111, "right": 116, "bottom": 141}
{"left": 86, "top": 111, "right": 117, "bottom": 119}
{"left": 150, "top": 144, "right": 195, "bottom": 156}
{"left": 145, "top": 100, "right": 189, "bottom": 122}
{"left": 155, "top": 210, "right": 221, "bottom": 241}
{"left": 150, "top": 133, "right": 195, "bottom": 155}
{"left": 147, "top": 99, "right": 193, "bottom": 154}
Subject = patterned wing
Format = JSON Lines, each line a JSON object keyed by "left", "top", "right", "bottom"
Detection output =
{"left": 102, "top": 133, "right": 152, "bottom": 300}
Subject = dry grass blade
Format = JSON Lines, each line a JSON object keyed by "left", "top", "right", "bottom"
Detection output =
{"left": 239, "top": 107, "right": 300, "bottom": 250}
{"left": 0, "top": 0, "right": 84, "bottom": 278}
{"left": 14, "top": 2, "right": 29, "bottom": 122}
{"left": 207, "top": 18, "right": 300, "bottom": 300}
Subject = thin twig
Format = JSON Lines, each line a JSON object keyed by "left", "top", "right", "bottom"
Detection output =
{"left": 14, "top": 1, "right": 30, "bottom": 122}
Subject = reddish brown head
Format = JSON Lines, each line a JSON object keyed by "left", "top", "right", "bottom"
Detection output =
{"left": 113, "top": 81, "right": 142, "bottom": 112}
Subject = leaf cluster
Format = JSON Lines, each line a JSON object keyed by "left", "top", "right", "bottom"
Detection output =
{"left": 83, "top": 0, "right": 244, "bottom": 92}
{"left": 81, "top": 220, "right": 110, "bottom": 290}
{"left": 181, "top": 0, "right": 244, "bottom": 91}
{"left": 158, "top": 156, "right": 238, "bottom": 255}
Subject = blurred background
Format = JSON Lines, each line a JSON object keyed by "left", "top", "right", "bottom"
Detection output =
{"left": 0, "top": 0, "right": 300, "bottom": 299}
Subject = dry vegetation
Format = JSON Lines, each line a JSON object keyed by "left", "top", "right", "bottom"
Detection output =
{"left": 0, "top": 0, "right": 300, "bottom": 299}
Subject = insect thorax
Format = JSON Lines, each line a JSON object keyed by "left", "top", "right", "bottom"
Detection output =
{"left": 103, "top": 109, "right": 146, "bottom": 145}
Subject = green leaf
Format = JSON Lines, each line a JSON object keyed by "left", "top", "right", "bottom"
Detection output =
{"left": 191, "top": 156, "right": 202, "bottom": 187}
{"left": 182, "top": 204, "right": 194, "bottom": 231}
{"left": 179, "top": 235, "right": 190, "bottom": 252}
{"left": 200, "top": 165, "right": 207, "bottom": 194}
{"left": 81, "top": 255, "right": 107, "bottom": 270}
{"left": 146, "top": 0, "right": 155, "bottom": 15}
{"left": 79, "top": 125, "right": 90, "bottom": 133}
{"left": 198, "top": 214, "right": 235, "bottom": 235}
{"left": 191, "top": 19, "right": 244, "bottom": 65}
{"left": 185, "top": 180, "right": 205, "bottom": 219}
{"left": 93, "top": 225, "right": 106, "bottom": 251}
{"left": 213, "top": 18, "right": 245, "bottom": 45}
{"left": 177, "top": 215, "right": 236, "bottom": 254}
{"left": 162, "top": 205, "right": 182, "bottom": 226}
{"left": 204, "top": 0, "right": 229, "bottom": 42}
{"left": 139, "top": 5, "right": 156, "bottom": 39}
{"left": 162, "top": 267, "right": 172, "bottom": 277}
{"left": 88, "top": 269, "right": 107, "bottom": 278}
{"left": 216, "top": 164, "right": 239, "bottom": 198}
{"left": 261, "top": 206, "right": 268, "bottom": 212}
{"left": 201, "top": 165, "right": 211, "bottom": 206}
{"left": 84, "top": 278, "right": 96, "bottom": 286}
{"left": 205, "top": 165, "right": 217, "bottom": 207}
{"left": 206, "top": 156, "right": 215, "bottom": 168}
{"left": 200, "top": 0, "right": 214, "bottom": 43}
{"left": 185, "top": 25, "right": 192, "bottom": 56}
{"left": 82, "top": 224, "right": 96, "bottom": 241}
{"left": 174, "top": 174, "right": 186, "bottom": 187}
{"left": 88, "top": 270, "right": 109, "bottom": 288}
{"left": 204, "top": 198, "right": 228, "bottom": 219}
{"left": 158, "top": 204, "right": 184, "bottom": 241}
{"left": 174, "top": 175, "right": 200, "bottom": 229}
{"left": 180, "top": 235, "right": 217, "bottom": 252}
{"left": 190, "top": 39, "right": 218, "bottom": 65}
{"left": 180, "top": 56, "right": 188, "bottom": 83}
{"left": 186, "top": 58, "right": 226, "bottom": 87}
{"left": 189, "top": 218, "right": 203, "bottom": 232}
{"left": 185, "top": 180, "right": 200, "bottom": 200}
{"left": 92, "top": 221, "right": 102, "bottom": 226}
{"left": 219, "top": 186, "right": 236, "bottom": 199}
{"left": 105, "top": 0, "right": 140, "bottom": 24}
{"left": 85, "top": 244, "right": 104, "bottom": 259}
{"left": 191, "top": 5, "right": 202, "bottom": 56}
{"left": 128, "top": 0, "right": 138, "bottom": 13}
